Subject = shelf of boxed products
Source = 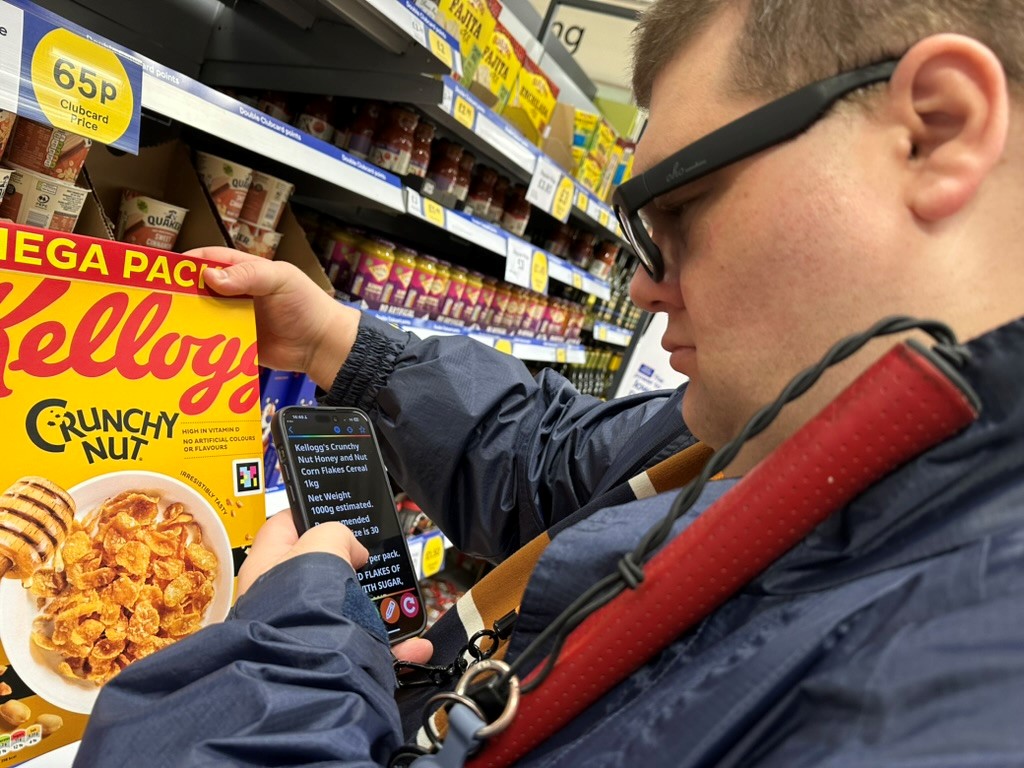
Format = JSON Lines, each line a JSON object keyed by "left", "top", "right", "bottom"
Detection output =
{"left": 434, "top": 76, "right": 626, "bottom": 243}
{"left": 592, "top": 320, "right": 634, "bottom": 348}
{"left": 404, "top": 187, "right": 611, "bottom": 301}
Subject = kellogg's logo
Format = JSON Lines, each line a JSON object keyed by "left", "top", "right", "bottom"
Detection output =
{"left": 0, "top": 279, "right": 259, "bottom": 417}
{"left": 26, "top": 397, "right": 177, "bottom": 463}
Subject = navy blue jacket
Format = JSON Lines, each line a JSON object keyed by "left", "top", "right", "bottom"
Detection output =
{"left": 76, "top": 315, "right": 1024, "bottom": 766}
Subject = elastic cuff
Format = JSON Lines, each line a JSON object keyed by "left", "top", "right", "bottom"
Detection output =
{"left": 320, "top": 313, "right": 413, "bottom": 414}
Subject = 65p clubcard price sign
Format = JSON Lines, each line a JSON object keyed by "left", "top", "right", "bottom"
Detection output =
{"left": 0, "top": 0, "right": 141, "bottom": 152}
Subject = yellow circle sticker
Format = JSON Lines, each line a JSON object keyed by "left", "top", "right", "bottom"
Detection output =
{"left": 453, "top": 96, "right": 475, "bottom": 129}
{"left": 495, "top": 339, "right": 514, "bottom": 355}
{"left": 576, "top": 191, "right": 588, "bottom": 209}
{"left": 428, "top": 30, "right": 455, "bottom": 69}
{"left": 422, "top": 535, "right": 445, "bottom": 577}
{"left": 31, "top": 28, "right": 134, "bottom": 145}
{"left": 599, "top": 209, "right": 610, "bottom": 228}
{"left": 423, "top": 198, "right": 446, "bottom": 228}
{"left": 572, "top": 272, "right": 583, "bottom": 289}
{"left": 530, "top": 250, "right": 549, "bottom": 294}
{"left": 552, "top": 176, "right": 574, "bottom": 222}
{"left": 556, "top": 348, "right": 567, "bottom": 364}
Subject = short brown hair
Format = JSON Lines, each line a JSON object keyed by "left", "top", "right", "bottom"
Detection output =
{"left": 632, "top": 0, "right": 1024, "bottom": 107}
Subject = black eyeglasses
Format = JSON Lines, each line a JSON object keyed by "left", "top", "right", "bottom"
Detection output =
{"left": 613, "top": 59, "right": 898, "bottom": 282}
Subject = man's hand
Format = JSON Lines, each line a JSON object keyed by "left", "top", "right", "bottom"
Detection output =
{"left": 190, "top": 247, "right": 361, "bottom": 389}
{"left": 238, "top": 512, "right": 432, "bottom": 664}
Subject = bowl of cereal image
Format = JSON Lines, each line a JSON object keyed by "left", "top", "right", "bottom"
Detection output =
{"left": 0, "top": 470, "right": 233, "bottom": 714}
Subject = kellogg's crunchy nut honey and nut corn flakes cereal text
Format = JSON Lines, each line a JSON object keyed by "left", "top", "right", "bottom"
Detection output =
{"left": 0, "top": 223, "right": 265, "bottom": 764}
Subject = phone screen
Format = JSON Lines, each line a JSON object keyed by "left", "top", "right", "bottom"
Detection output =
{"left": 271, "top": 405, "right": 425, "bottom": 643}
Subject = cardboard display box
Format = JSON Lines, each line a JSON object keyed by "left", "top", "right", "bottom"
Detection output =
{"left": 83, "top": 140, "right": 229, "bottom": 252}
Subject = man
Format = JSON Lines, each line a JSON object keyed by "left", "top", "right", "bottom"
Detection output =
{"left": 77, "top": 0, "right": 1024, "bottom": 765}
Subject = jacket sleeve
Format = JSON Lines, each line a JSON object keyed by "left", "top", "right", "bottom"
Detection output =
{"left": 322, "top": 313, "right": 683, "bottom": 561}
{"left": 75, "top": 554, "right": 401, "bottom": 768}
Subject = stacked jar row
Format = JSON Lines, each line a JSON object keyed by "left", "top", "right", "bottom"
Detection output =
{"left": 320, "top": 227, "right": 587, "bottom": 342}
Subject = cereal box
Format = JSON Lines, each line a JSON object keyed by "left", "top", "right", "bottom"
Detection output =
{"left": 0, "top": 222, "right": 265, "bottom": 764}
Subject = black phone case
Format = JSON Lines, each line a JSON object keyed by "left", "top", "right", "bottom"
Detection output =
{"left": 269, "top": 405, "right": 426, "bottom": 644}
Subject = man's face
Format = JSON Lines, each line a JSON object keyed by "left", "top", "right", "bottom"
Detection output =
{"left": 629, "top": 7, "right": 911, "bottom": 453}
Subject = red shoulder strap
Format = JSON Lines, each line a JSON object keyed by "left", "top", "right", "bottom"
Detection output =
{"left": 470, "top": 342, "right": 979, "bottom": 767}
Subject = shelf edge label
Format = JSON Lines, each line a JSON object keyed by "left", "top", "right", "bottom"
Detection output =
{"left": 16, "top": 10, "right": 141, "bottom": 152}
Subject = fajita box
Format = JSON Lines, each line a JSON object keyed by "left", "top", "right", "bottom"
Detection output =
{"left": 0, "top": 222, "right": 265, "bottom": 764}
{"left": 438, "top": 0, "right": 497, "bottom": 85}
{"left": 501, "top": 56, "right": 560, "bottom": 146}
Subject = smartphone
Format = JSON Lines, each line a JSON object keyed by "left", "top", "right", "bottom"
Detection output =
{"left": 270, "top": 405, "right": 426, "bottom": 644}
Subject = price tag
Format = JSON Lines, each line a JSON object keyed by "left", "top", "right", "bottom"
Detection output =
{"left": 526, "top": 156, "right": 570, "bottom": 222}
{"left": 495, "top": 339, "right": 514, "bottom": 355}
{"left": 440, "top": 82, "right": 454, "bottom": 113}
{"left": 596, "top": 324, "right": 608, "bottom": 341}
{"left": 22, "top": 24, "right": 141, "bottom": 152}
{"left": 572, "top": 271, "right": 583, "bottom": 289}
{"left": 505, "top": 236, "right": 532, "bottom": 289}
{"left": 0, "top": 4, "right": 23, "bottom": 113}
{"left": 599, "top": 209, "right": 610, "bottom": 228}
{"left": 576, "top": 190, "right": 588, "bottom": 209}
{"left": 553, "top": 176, "right": 574, "bottom": 222}
{"left": 407, "top": 536, "right": 424, "bottom": 578}
{"left": 422, "top": 534, "right": 445, "bottom": 577}
{"left": 408, "top": 12, "right": 426, "bottom": 44}
{"left": 556, "top": 348, "right": 567, "bottom": 364}
{"left": 428, "top": 30, "right": 454, "bottom": 69}
{"left": 453, "top": 95, "right": 475, "bottom": 129}
{"left": 423, "top": 197, "right": 446, "bottom": 228}
{"left": 530, "top": 249, "right": 549, "bottom": 294}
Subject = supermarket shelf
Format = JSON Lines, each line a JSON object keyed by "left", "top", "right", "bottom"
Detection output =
{"left": 573, "top": 185, "right": 624, "bottom": 241}
{"left": 202, "top": 0, "right": 451, "bottom": 103}
{"left": 547, "top": 255, "right": 612, "bottom": 301}
{"left": 404, "top": 189, "right": 611, "bottom": 300}
{"left": 431, "top": 81, "right": 627, "bottom": 247}
{"left": 429, "top": 76, "right": 539, "bottom": 180}
{"left": 320, "top": 0, "right": 462, "bottom": 76}
{"left": 592, "top": 320, "right": 633, "bottom": 347}
{"left": 405, "top": 188, "right": 508, "bottom": 257}
{"left": 365, "top": 308, "right": 588, "bottom": 364}
{"left": 141, "top": 61, "right": 407, "bottom": 213}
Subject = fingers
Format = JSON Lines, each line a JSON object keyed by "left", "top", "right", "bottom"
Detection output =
{"left": 192, "top": 248, "right": 303, "bottom": 297}
{"left": 260, "top": 509, "right": 300, "bottom": 544}
{"left": 185, "top": 246, "right": 261, "bottom": 266}
{"left": 392, "top": 637, "right": 433, "bottom": 664}
{"left": 290, "top": 521, "right": 370, "bottom": 570}
{"left": 236, "top": 512, "right": 300, "bottom": 596}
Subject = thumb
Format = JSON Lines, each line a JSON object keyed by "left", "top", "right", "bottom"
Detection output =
{"left": 203, "top": 256, "right": 303, "bottom": 298}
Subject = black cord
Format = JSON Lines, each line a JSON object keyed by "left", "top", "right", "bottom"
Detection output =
{"left": 507, "top": 316, "right": 966, "bottom": 693}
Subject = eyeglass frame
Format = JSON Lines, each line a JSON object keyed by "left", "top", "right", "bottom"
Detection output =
{"left": 613, "top": 59, "right": 899, "bottom": 282}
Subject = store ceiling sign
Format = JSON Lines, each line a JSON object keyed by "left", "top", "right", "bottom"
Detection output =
{"left": 0, "top": 0, "right": 141, "bottom": 153}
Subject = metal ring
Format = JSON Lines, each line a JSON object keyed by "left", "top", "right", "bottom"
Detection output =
{"left": 422, "top": 692, "right": 487, "bottom": 750}
{"left": 453, "top": 659, "right": 521, "bottom": 739}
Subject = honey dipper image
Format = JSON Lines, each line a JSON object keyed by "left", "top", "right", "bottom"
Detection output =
{"left": 0, "top": 477, "right": 75, "bottom": 582}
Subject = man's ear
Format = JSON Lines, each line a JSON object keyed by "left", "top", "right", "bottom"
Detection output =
{"left": 887, "top": 34, "right": 1010, "bottom": 222}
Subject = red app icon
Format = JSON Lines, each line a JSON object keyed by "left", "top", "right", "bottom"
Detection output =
{"left": 400, "top": 592, "right": 420, "bottom": 618}
{"left": 381, "top": 597, "right": 400, "bottom": 624}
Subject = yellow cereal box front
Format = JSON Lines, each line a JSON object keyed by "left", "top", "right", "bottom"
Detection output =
{"left": 0, "top": 223, "right": 265, "bottom": 764}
